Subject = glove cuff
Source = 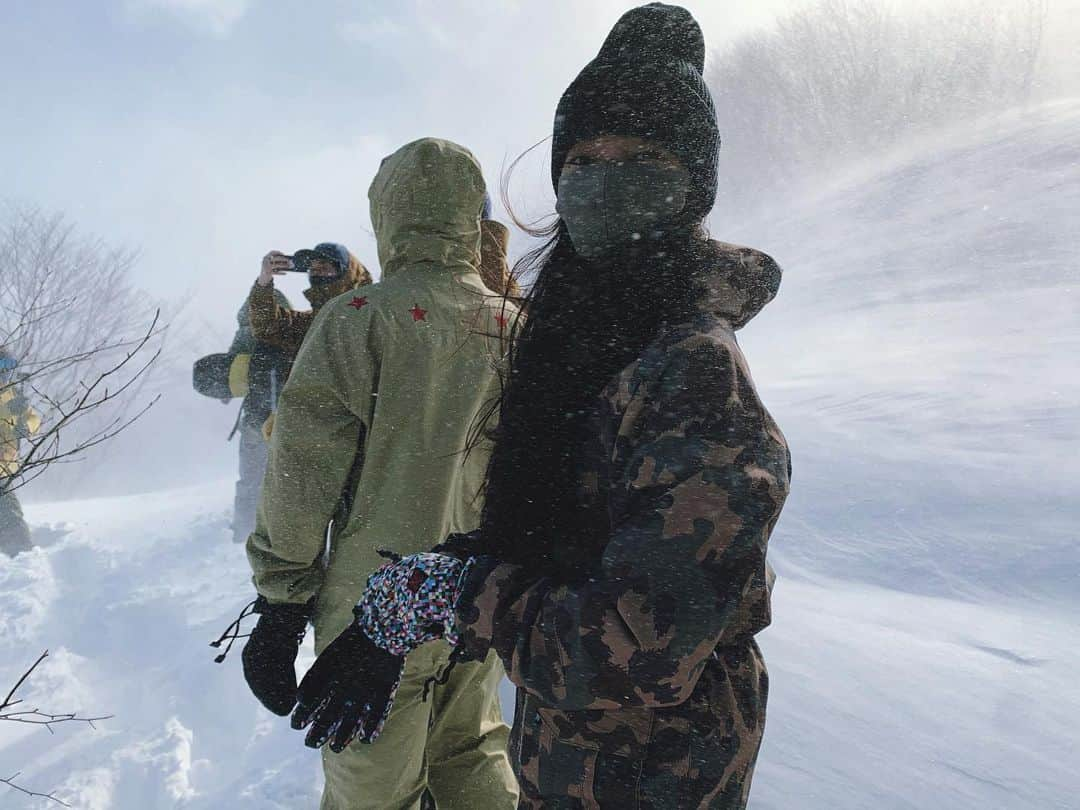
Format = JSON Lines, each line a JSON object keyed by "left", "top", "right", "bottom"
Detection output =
{"left": 253, "top": 595, "right": 314, "bottom": 633}
{"left": 431, "top": 530, "right": 483, "bottom": 562}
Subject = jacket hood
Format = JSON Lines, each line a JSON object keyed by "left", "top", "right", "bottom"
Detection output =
{"left": 368, "top": 138, "right": 486, "bottom": 277}
{"left": 304, "top": 251, "right": 372, "bottom": 309}
{"left": 694, "top": 240, "right": 782, "bottom": 329}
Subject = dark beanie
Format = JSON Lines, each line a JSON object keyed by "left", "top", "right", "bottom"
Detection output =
{"left": 551, "top": 3, "right": 720, "bottom": 220}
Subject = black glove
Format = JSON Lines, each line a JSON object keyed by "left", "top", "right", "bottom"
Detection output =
{"left": 241, "top": 596, "right": 312, "bottom": 716}
{"left": 431, "top": 529, "right": 483, "bottom": 562}
{"left": 291, "top": 621, "right": 405, "bottom": 752}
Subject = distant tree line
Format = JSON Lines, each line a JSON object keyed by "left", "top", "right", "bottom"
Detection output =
{"left": 707, "top": 0, "right": 1048, "bottom": 220}
{"left": 0, "top": 205, "right": 165, "bottom": 497}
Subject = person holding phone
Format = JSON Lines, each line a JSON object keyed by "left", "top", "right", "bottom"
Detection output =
{"left": 193, "top": 287, "right": 295, "bottom": 544}
{"left": 249, "top": 243, "right": 372, "bottom": 356}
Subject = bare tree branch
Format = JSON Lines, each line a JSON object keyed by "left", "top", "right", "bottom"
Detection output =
{"left": 0, "top": 650, "right": 45, "bottom": 713}
{"left": 1, "top": 205, "right": 166, "bottom": 498}
{"left": 1, "top": 205, "right": 168, "bottom": 497}
{"left": 1, "top": 651, "right": 111, "bottom": 807}
{"left": 1, "top": 772, "right": 71, "bottom": 808}
{"left": 0, "top": 651, "right": 112, "bottom": 728}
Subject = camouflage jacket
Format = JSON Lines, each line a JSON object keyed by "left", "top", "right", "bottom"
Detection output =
{"left": 455, "top": 241, "right": 791, "bottom": 808}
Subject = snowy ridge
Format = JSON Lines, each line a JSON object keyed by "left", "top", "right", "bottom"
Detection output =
{"left": 732, "top": 99, "right": 1080, "bottom": 601}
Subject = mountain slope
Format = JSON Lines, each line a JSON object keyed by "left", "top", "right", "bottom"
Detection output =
{"left": 728, "top": 100, "right": 1080, "bottom": 600}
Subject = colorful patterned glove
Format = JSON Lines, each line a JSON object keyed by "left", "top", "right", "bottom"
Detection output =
{"left": 291, "top": 552, "right": 473, "bottom": 751}
{"left": 356, "top": 552, "right": 473, "bottom": 656}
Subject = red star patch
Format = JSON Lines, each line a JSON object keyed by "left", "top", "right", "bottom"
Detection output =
{"left": 409, "top": 305, "right": 427, "bottom": 322}
{"left": 494, "top": 313, "right": 509, "bottom": 329}
{"left": 348, "top": 296, "right": 368, "bottom": 310}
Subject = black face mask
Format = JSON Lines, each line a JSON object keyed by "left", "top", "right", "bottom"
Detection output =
{"left": 556, "top": 161, "right": 690, "bottom": 258}
{"left": 304, "top": 257, "right": 348, "bottom": 287}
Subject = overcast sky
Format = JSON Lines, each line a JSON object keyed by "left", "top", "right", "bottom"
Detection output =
{"left": 4, "top": 0, "right": 1077, "bottom": 338}
{"left": 0, "top": 0, "right": 803, "bottom": 336}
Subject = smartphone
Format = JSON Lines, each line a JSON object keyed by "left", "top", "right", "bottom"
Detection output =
{"left": 280, "top": 254, "right": 305, "bottom": 272}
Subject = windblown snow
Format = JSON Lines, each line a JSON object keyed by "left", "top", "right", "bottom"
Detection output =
{"left": 2, "top": 102, "right": 1078, "bottom": 809}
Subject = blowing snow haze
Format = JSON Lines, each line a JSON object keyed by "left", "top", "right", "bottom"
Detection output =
{"left": 1, "top": 1, "right": 1079, "bottom": 808}
{"left": 2, "top": 0, "right": 1078, "bottom": 497}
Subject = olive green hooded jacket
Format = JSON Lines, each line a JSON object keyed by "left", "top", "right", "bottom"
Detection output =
{"left": 246, "top": 138, "right": 519, "bottom": 645}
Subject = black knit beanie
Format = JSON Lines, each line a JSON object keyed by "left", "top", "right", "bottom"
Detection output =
{"left": 551, "top": 3, "right": 720, "bottom": 220}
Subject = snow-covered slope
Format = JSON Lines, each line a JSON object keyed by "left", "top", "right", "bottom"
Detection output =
{"left": 3, "top": 484, "right": 1076, "bottom": 809}
{"left": 2, "top": 103, "right": 1078, "bottom": 808}
{"left": 729, "top": 100, "right": 1080, "bottom": 601}
{"left": 1, "top": 485, "right": 323, "bottom": 808}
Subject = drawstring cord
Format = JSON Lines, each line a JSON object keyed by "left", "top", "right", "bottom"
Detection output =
{"left": 210, "top": 599, "right": 258, "bottom": 663}
{"left": 422, "top": 645, "right": 466, "bottom": 702}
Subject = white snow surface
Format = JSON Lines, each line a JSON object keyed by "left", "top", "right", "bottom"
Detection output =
{"left": 2, "top": 486, "right": 324, "bottom": 809}
{"left": 3, "top": 103, "right": 1078, "bottom": 808}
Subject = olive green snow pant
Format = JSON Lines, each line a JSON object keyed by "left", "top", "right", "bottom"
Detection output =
{"left": 0, "top": 488, "right": 32, "bottom": 557}
{"left": 319, "top": 642, "right": 518, "bottom": 810}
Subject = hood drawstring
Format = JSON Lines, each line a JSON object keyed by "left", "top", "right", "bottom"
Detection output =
{"left": 210, "top": 599, "right": 258, "bottom": 663}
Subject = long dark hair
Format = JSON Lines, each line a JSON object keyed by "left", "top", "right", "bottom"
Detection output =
{"left": 477, "top": 173, "right": 710, "bottom": 577}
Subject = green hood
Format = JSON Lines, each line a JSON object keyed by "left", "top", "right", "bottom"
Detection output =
{"left": 368, "top": 138, "right": 485, "bottom": 277}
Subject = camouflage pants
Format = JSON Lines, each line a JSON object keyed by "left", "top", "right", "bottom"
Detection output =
{"left": 233, "top": 422, "right": 268, "bottom": 544}
{"left": 510, "top": 642, "right": 769, "bottom": 809}
{"left": 0, "top": 487, "right": 32, "bottom": 557}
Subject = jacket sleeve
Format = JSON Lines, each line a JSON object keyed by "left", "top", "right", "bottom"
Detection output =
{"left": 245, "top": 298, "right": 380, "bottom": 605}
{"left": 248, "top": 282, "right": 313, "bottom": 354}
{"left": 226, "top": 316, "right": 253, "bottom": 358}
{"left": 455, "top": 335, "right": 790, "bottom": 711}
{"left": 1, "top": 391, "right": 41, "bottom": 439}
{"left": 19, "top": 403, "right": 41, "bottom": 438}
